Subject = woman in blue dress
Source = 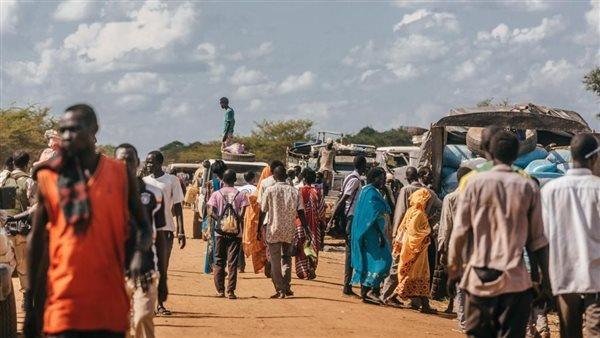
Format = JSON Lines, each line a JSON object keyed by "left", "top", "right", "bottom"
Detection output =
{"left": 351, "top": 167, "right": 393, "bottom": 304}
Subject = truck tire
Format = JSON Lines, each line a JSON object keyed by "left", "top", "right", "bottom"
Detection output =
{"left": 0, "top": 286, "right": 17, "bottom": 338}
{"left": 192, "top": 211, "right": 202, "bottom": 239}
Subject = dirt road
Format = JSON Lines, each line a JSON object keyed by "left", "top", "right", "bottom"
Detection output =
{"left": 14, "top": 209, "right": 557, "bottom": 337}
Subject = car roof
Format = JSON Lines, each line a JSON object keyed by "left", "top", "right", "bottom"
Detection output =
{"left": 376, "top": 146, "right": 420, "bottom": 153}
{"left": 208, "top": 160, "right": 268, "bottom": 167}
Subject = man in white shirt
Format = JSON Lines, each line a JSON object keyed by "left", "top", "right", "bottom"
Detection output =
{"left": 238, "top": 170, "right": 257, "bottom": 196}
{"left": 257, "top": 160, "right": 285, "bottom": 278}
{"left": 143, "top": 151, "right": 185, "bottom": 316}
{"left": 260, "top": 166, "right": 309, "bottom": 299}
{"left": 541, "top": 134, "right": 600, "bottom": 338}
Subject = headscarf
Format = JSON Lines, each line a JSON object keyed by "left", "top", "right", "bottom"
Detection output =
{"left": 242, "top": 166, "right": 271, "bottom": 273}
{"left": 393, "top": 188, "right": 431, "bottom": 256}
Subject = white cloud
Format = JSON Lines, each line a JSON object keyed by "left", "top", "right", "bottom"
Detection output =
{"left": 116, "top": 94, "right": 147, "bottom": 108}
{"left": 342, "top": 40, "right": 377, "bottom": 69}
{"left": 452, "top": 50, "right": 491, "bottom": 82}
{"left": 512, "top": 15, "right": 564, "bottom": 43}
{"left": 586, "top": 0, "right": 600, "bottom": 35}
{"left": 248, "top": 99, "right": 263, "bottom": 112}
{"left": 477, "top": 23, "right": 510, "bottom": 43}
{"left": 393, "top": 9, "right": 459, "bottom": 32}
{"left": 386, "top": 34, "right": 448, "bottom": 79}
{"left": 196, "top": 43, "right": 216, "bottom": 61}
{"left": 234, "top": 71, "right": 315, "bottom": 99}
{"left": 159, "top": 98, "right": 191, "bottom": 118}
{"left": 53, "top": 0, "right": 95, "bottom": 21}
{"left": 502, "top": 0, "right": 550, "bottom": 11}
{"left": 295, "top": 101, "right": 349, "bottom": 119}
{"left": 63, "top": 1, "right": 196, "bottom": 70}
{"left": 230, "top": 66, "right": 266, "bottom": 86}
{"left": 104, "top": 72, "right": 168, "bottom": 94}
{"left": 234, "top": 83, "right": 276, "bottom": 100}
{"left": 478, "top": 16, "right": 564, "bottom": 44}
{"left": 387, "top": 63, "right": 419, "bottom": 80}
{"left": 208, "top": 62, "right": 226, "bottom": 82}
{"left": 277, "top": 71, "right": 315, "bottom": 94}
{"left": 0, "top": 0, "right": 18, "bottom": 33}
{"left": 535, "top": 59, "right": 576, "bottom": 86}
{"left": 227, "top": 41, "right": 274, "bottom": 61}
{"left": 248, "top": 41, "right": 274, "bottom": 58}
{"left": 4, "top": 48, "right": 69, "bottom": 85}
{"left": 360, "top": 69, "right": 381, "bottom": 83}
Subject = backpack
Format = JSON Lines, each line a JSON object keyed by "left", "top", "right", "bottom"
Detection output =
{"left": 216, "top": 191, "right": 241, "bottom": 236}
{"left": 1, "top": 171, "right": 30, "bottom": 217}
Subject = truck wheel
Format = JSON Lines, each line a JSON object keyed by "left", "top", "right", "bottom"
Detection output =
{"left": 0, "top": 285, "right": 17, "bottom": 338}
{"left": 192, "top": 211, "right": 202, "bottom": 239}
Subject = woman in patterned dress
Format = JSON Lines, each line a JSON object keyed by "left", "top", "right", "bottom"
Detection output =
{"left": 293, "top": 168, "right": 325, "bottom": 279}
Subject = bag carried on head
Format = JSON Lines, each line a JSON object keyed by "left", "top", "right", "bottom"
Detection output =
{"left": 216, "top": 191, "right": 241, "bottom": 236}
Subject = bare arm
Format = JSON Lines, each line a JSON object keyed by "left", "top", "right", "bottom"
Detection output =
{"left": 330, "top": 194, "right": 350, "bottom": 222}
{"left": 127, "top": 169, "right": 152, "bottom": 253}
{"left": 173, "top": 202, "right": 185, "bottom": 249}
{"left": 24, "top": 193, "right": 49, "bottom": 338}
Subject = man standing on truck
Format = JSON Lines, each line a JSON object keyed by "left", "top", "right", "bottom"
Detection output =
{"left": 317, "top": 139, "right": 337, "bottom": 196}
{"left": 220, "top": 97, "right": 235, "bottom": 148}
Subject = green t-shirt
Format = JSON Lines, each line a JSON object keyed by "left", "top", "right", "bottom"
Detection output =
{"left": 224, "top": 107, "right": 235, "bottom": 134}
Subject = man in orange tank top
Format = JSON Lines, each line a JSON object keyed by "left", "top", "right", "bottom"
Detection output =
{"left": 24, "top": 104, "right": 152, "bottom": 338}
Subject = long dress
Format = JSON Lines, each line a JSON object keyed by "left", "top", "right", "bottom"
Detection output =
{"left": 294, "top": 185, "right": 325, "bottom": 279}
{"left": 242, "top": 167, "right": 271, "bottom": 274}
{"left": 393, "top": 188, "right": 432, "bottom": 298}
{"left": 351, "top": 184, "right": 392, "bottom": 288}
{"left": 203, "top": 178, "right": 221, "bottom": 274}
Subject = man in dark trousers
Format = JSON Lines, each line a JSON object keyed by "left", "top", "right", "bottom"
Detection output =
{"left": 207, "top": 169, "right": 248, "bottom": 299}
{"left": 329, "top": 156, "right": 367, "bottom": 297}
{"left": 25, "top": 104, "right": 152, "bottom": 338}
{"left": 144, "top": 151, "right": 186, "bottom": 316}
{"left": 448, "top": 131, "right": 551, "bottom": 338}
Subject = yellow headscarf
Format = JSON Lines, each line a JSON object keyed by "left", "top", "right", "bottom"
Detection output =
{"left": 392, "top": 188, "right": 431, "bottom": 256}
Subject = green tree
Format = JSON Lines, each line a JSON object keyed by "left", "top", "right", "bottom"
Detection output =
{"left": 96, "top": 144, "right": 116, "bottom": 156}
{"left": 241, "top": 119, "right": 314, "bottom": 163}
{"left": 346, "top": 127, "right": 412, "bottom": 147}
{"left": 583, "top": 67, "right": 600, "bottom": 97}
{"left": 0, "top": 105, "right": 57, "bottom": 163}
{"left": 476, "top": 98, "right": 510, "bottom": 107}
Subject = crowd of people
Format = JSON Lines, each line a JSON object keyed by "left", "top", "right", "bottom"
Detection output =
{"left": 0, "top": 102, "right": 598, "bottom": 338}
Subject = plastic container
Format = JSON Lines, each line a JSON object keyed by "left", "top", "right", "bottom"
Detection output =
{"left": 514, "top": 147, "right": 549, "bottom": 169}
{"left": 547, "top": 149, "right": 571, "bottom": 164}
{"left": 443, "top": 145, "right": 473, "bottom": 169}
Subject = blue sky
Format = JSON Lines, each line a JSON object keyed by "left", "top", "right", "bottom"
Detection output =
{"left": 1, "top": 0, "right": 599, "bottom": 155}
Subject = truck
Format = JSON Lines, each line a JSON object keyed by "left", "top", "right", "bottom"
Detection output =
{"left": 416, "top": 103, "right": 592, "bottom": 192}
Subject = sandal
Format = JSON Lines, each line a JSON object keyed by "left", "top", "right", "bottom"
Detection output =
{"left": 156, "top": 305, "right": 172, "bottom": 316}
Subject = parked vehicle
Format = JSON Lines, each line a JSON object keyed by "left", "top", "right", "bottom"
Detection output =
{"left": 417, "top": 103, "right": 592, "bottom": 192}
{"left": 376, "top": 146, "right": 420, "bottom": 185}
